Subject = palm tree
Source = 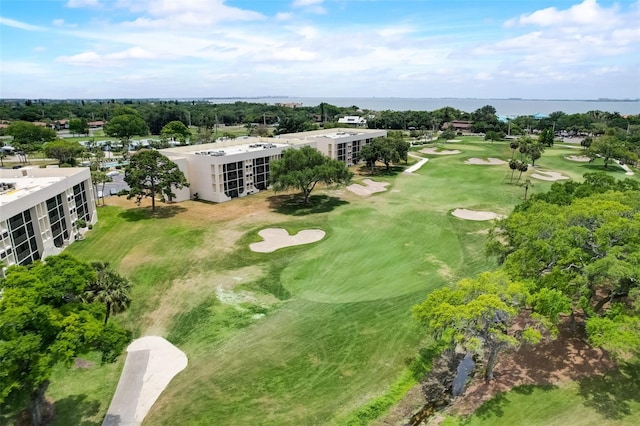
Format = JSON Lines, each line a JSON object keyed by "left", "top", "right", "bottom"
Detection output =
{"left": 509, "top": 141, "right": 519, "bottom": 159}
{"left": 516, "top": 162, "right": 529, "bottom": 184}
{"left": 84, "top": 262, "right": 131, "bottom": 325}
{"left": 508, "top": 159, "right": 519, "bottom": 184}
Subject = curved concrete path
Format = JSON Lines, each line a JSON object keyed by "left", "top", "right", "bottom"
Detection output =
{"left": 103, "top": 336, "right": 187, "bottom": 426}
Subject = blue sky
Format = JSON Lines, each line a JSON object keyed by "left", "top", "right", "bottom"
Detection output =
{"left": 1, "top": 0, "right": 639, "bottom": 99}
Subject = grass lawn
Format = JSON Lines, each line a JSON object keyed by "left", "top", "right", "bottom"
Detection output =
{"left": 441, "top": 360, "right": 640, "bottom": 426}
{"left": 40, "top": 137, "right": 638, "bottom": 425}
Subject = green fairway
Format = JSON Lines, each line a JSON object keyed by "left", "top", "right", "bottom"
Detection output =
{"left": 42, "top": 137, "right": 638, "bottom": 425}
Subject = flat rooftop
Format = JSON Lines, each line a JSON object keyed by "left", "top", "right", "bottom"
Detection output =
{"left": 0, "top": 167, "right": 89, "bottom": 206}
{"left": 0, "top": 176, "right": 65, "bottom": 205}
{"left": 276, "top": 128, "right": 384, "bottom": 140}
{"left": 161, "top": 137, "right": 307, "bottom": 157}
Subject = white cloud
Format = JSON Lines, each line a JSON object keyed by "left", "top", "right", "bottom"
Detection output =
{"left": 53, "top": 18, "right": 77, "bottom": 28}
{"left": 116, "top": 0, "right": 265, "bottom": 28}
{"left": 293, "top": 0, "right": 323, "bottom": 7}
{"left": 504, "top": 0, "right": 620, "bottom": 28}
{"left": 292, "top": 0, "right": 326, "bottom": 14}
{"left": 66, "top": 0, "right": 101, "bottom": 8}
{"left": 0, "top": 17, "right": 46, "bottom": 31}
{"left": 276, "top": 12, "right": 293, "bottom": 21}
{"left": 56, "top": 47, "right": 156, "bottom": 67}
{"left": 33, "top": 46, "right": 47, "bottom": 52}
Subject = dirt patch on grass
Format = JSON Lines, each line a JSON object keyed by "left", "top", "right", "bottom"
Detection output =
{"left": 374, "top": 385, "right": 425, "bottom": 426}
{"left": 143, "top": 265, "right": 264, "bottom": 335}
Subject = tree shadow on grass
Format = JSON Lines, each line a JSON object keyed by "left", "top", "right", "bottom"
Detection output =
{"left": 577, "top": 361, "right": 640, "bottom": 421}
{"left": 355, "top": 164, "right": 405, "bottom": 178}
{"left": 577, "top": 163, "right": 628, "bottom": 174}
{"left": 268, "top": 194, "right": 348, "bottom": 216}
{"left": 118, "top": 204, "right": 187, "bottom": 221}
{"left": 52, "top": 394, "right": 102, "bottom": 426}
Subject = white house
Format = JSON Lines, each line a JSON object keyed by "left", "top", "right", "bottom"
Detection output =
{"left": 337, "top": 116, "right": 367, "bottom": 126}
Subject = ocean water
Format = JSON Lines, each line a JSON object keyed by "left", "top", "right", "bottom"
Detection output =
{"left": 202, "top": 97, "right": 639, "bottom": 116}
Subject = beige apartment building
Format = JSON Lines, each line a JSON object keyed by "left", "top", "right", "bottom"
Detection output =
{"left": 161, "top": 128, "right": 386, "bottom": 203}
{"left": 0, "top": 167, "right": 97, "bottom": 267}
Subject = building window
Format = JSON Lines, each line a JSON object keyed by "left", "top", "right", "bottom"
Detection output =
{"left": 252, "top": 156, "right": 271, "bottom": 191}
{"left": 8, "top": 209, "right": 40, "bottom": 265}
{"left": 351, "top": 140, "right": 362, "bottom": 165}
{"left": 73, "top": 182, "right": 91, "bottom": 223}
{"left": 47, "top": 193, "right": 69, "bottom": 248}
{"left": 337, "top": 143, "right": 347, "bottom": 163}
{"left": 223, "top": 161, "right": 244, "bottom": 198}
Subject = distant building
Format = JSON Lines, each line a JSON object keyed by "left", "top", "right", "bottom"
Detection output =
{"left": 160, "top": 128, "right": 386, "bottom": 203}
{"left": 442, "top": 120, "right": 473, "bottom": 132}
{"left": 275, "top": 102, "right": 303, "bottom": 108}
{"left": 0, "top": 167, "right": 97, "bottom": 267}
{"left": 337, "top": 116, "right": 367, "bottom": 126}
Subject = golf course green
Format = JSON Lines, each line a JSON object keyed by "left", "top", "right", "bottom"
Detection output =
{"left": 45, "top": 137, "right": 639, "bottom": 425}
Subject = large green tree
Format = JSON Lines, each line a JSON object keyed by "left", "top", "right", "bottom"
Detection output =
{"left": 124, "top": 149, "right": 189, "bottom": 211}
{"left": 357, "top": 136, "right": 410, "bottom": 172}
{"left": 490, "top": 180, "right": 640, "bottom": 356}
{"left": 270, "top": 145, "right": 352, "bottom": 204}
{"left": 160, "top": 120, "right": 191, "bottom": 144}
{"left": 538, "top": 128, "right": 555, "bottom": 147}
{"left": 68, "top": 118, "right": 89, "bottom": 136}
{"left": 0, "top": 254, "right": 130, "bottom": 425}
{"left": 587, "top": 135, "right": 636, "bottom": 169}
{"left": 413, "top": 271, "right": 544, "bottom": 382}
{"left": 104, "top": 114, "right": 149, "bottom": 143}
{"left": 43, "top": 140, "right": 84, "bottom": 166}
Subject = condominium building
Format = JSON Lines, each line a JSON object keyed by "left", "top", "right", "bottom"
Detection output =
{"left": 0, "top": 167, "right": 97, "bottom": 267}
{"left": 160, "top": 128, "right": 386, "bottom": 203}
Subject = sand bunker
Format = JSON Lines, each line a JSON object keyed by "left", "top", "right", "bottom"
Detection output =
{"left": 347, "top": 179, "right": 390, "bottom": 196}
{"left": 464, "top": 157, "right": 507, "bottom": 165}
{"left": 452, "top": 209, "right": 505, "bottom": 221}
{"left": 103, "top": 336, "right": 188, "bottom": 426}
{"left": 250, "top": 228, "right": 325, "bottom": 253}
{"left": 565, "top": 155, "right": 591, "bottom": 162}
{"left": 531, "top": 171, "right": 571, "bottom": 181}
{"left": 420, "top": 147, "right": 461, "bottom": 155}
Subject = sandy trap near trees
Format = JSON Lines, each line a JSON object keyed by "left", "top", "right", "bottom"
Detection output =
{"left": 452, "top": 208, "right": 505, "bottom": 221}
{"left": 565, "top": 155, "right": 591, "bottom": 162}
{"left": 250, "top": 228, "right": 326, "bottom": 253}
{"left": 531, "top": 170, "right": 571, "bottom": 181}
{"left": 103, "top": 336, "right": 187, "bottom": 426}
{"left": 464, "top": 157, "right": 507, "bottom": 165}
{"left": 420, "top": 147, "right": 461, "bottom": 155}
{"left": 346, "top": 179, "right": 390, "bottom": 196}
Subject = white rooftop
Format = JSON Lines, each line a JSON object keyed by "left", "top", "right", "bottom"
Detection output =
{"left": 0, "top": 176, "right": 65, "bottom": 205}
{"left": 0, "top": 167, "right": 88, "bottom": 206}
